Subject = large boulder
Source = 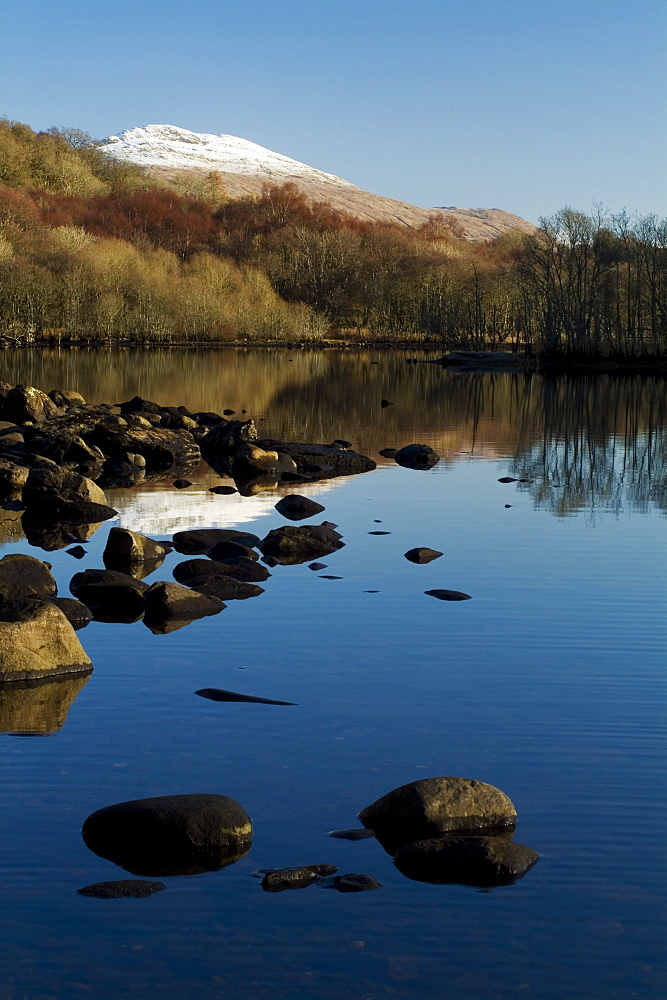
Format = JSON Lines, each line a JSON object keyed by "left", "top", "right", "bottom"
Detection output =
{"left": 199, "top": 418, "right": 258, "bottom": 458}
{"left": 258, "top": 524, "right": 344, "bottom": 565}
{"left": 358, "top": 777, "right": 517, "bottom": 851}
{"left": 82, "top": 793, "right": 252, "bottom": 876}
{"left": 0, "top": 553, "right": 57, "bottom": 602}
{"left": 1, "top": 385, "right": 61, "bottom": 424}
{"left": 22, "top": 466, "right": 108, "bottom": 514}
{"left": 0, "top": 600, "right": 92, "bottom": 682}
{"left": 393, "top": 836, "right": 540, "bottom": 887}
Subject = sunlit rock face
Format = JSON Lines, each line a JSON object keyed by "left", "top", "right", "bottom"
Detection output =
{"left": 0, "top": 672, "right": 90, "bottom": 735}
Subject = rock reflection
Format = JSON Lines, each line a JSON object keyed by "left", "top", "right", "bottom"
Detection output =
{"left": 0, "top": 672, "right": 91, "bottom": 735}
{"left": 394, "top": 835, "right": 540, "bottom": 888}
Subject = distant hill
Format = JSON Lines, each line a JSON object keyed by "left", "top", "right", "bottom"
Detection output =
{"left": 98, "top": 125, "right": 536, "bottom": 240}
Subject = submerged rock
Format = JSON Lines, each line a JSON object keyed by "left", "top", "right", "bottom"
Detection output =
{"left": 328, "top": 828, "right": 376, "bottom": 841}
{"left": 394, "top": 836, "right": 540, "bottom": 887}
{"left": 259, "top": 864, "right": 337, "bottom": 892}
{"left": 0, "top": 600, "right": 92, "bottom": 682}
{"left": 358, "top": 777, "right": 517, "bottom": 851}
{"left": 274, "top": 494, "right": 326, "bottom": 521}
{"left": 77, "top": 879, "right": 166, "bottom": 899}
{"left": 394, "top": 444, "right": 440, "bottom": 470}
{"left": 318, "top": 873, "right": 382, "bottom": 892}
{"left": 82, "top": 793, "right": 253, "bottom": 877}
{"left": 425, "top": 589, "right": 472, "bottom": 601}
{"left": 195, "top": 688, "right": 295, "bottom": 706}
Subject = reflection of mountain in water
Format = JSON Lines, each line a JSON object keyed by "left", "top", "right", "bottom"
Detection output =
{"left": 0, "top": 349, "right": 664, "bottom": 519}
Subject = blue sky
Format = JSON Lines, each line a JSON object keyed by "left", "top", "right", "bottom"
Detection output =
{"left": 2, "top": 0, "right": 665, "bottom": 223}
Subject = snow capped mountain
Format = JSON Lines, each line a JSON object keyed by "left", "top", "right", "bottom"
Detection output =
{"left": 98, "top": 124, "right": 536, "bottom": 238}
{"left": 100, "top": 124, "right": 354, "bottom": 189}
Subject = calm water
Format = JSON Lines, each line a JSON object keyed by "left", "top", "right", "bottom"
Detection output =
{"left": 1, "top": 349, "right": 665, "bottom": 1000}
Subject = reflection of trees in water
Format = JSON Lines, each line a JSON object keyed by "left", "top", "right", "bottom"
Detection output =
{"left": 508, "top": 377, "right": 667, "bottom": 516}
{"left": 1, "top": 349, "right": 664, "bottom": 517}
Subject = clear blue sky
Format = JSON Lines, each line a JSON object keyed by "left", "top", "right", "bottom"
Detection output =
{"left": 2, "top": 0, "right": 664, "bottom": 223}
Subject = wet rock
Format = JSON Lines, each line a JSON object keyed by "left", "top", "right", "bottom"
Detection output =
{"left": 172, "top": 528, "right": 261, "bottom": 555}
{"left": 174, "top": 557, "right": 270, "bottom": 586}
{"left": 328, "top": 828, "right": 376, "bottom": 841}
{"left": 0, "top": 672, "right": 91, "bottom": 734}
{"left": 195, "top": 688, "right": 295, "bottom": 706}
{"left": 0, "top": 458, "right": 29, "bottom": 494}
{"left": 394, "top": 836, "right": 540, "bottom": 887}
{"left": 0, "top": 420, "right": 25, "bottom": 448}
{"left": 223, "top": 408, "right": 235, "bottom": 416}
{"left": 200, "top": 417, "right": 257, "bottom": 456}
{"left": 70, "top": 568, "right": 148, "bottom": 620}
{"left": 186, "top": 576, "right": 264, "bottom": 602}
{"left": 358, "top": 777, "right": 517, "bottom": 851}
{"left": 48, "top": 597, "right": 93, "bottom": 631}
{"left": 404, "top": 548, "right": 443, "bottom": 564}
{"left": 70, "top": 568, "right": 149, "bottom": 599}
{"left": 172, "top": 478, "right": 192, "bottom": 489}
{"left": 209, "top": 485, "right": 237, "bottom": 495}
{"left": 22, "top": 466, "right": 108, "bottom": 514}
{"left": 259, "top": 864, "right": 337, "bottom": 892}
{"left": 254, "top": 441, "right": 376, "bottom": 481}
{"left": 0, "top": 553, "right": 57, "bottom": 602}
{"left": 308, "top": 562, "right": 327, "bottom": 571}
{"left": 368, "top": 531, "right": 390, "bottom": 535}
{"left": 425, "top": 589, "right": 472, "bottom": 601}
{"left": 320, "top": 575, "right": 342, "bottom": 580}
{"left": 394, "top": 444, "right": 440, "bottom": 470}
{"left": 103, "top": 528, "right": 167, "bottom": 571}
{"left": 379, "top": 448, "right": 397, "bottom": 458}
{"left": 143, "top": 581, "right": 224, "bottom": 623}
{"left": 2, "top": 385, "right": 61, "bottom": 424}
{"left": 438, "top": 351, "right": 528, "bottom": 370}
{"left": 274, "top": 494, "right": 326, "bottom": 521}
{"left": 258, "top": 524, "right": 344, "bottom": 565}
{"left": 380, "top": 399, "right": 393, "bottom": 408}
{"left": 48, "top": 389, "right": 86, "bottom": 408}
{"left": 66, "top": 545, "right": 86, "bottom": 559}
{"left": 118, "top": 396, "right": 162, "bottom": 415}
{"left": 318, "top": 873, "right": 382, "bottom": 892}
{"left": 77, "top": 879, "right": 166, "bottom": 899}
{"left": 498, "top": 476, "right": 518, "bottom": 484}
{"left": 207, "top": 540, "right": 258, "bottom": 562}
{"left": 0, "top": 600, "right": 92, "bottom": 682}
{"left": 82, "top": 793, "right": 252, "bottom": 877}
{"left": 331, "top": 439, "right": 351, "bottom": 449}
{"left": 231, "top": 443, "right": 297, "bottom": 482}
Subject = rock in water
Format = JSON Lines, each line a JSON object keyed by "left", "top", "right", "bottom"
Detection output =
{"left": 0, "top": 600, "right": 92, "bottom": 682}
{"left": 358, "top": 777, "right": 517, "bottom": 851}
{"left": 318, "top": 873, "right": 382, "bottom": 892}
{"left": 425, "top": 589, "right": 472, "bottom": 601}
{"left": 404, "top": 547, "right": 443, "bottom": 564}
{"left": 77, "top": 879, "right": 166, "bottom": 899}
{"left": 394, "top": 836, "right": 540, "bottom": 887}
{"left": 0, "top": 553, "right": 57, "bottom": 602}
{"left": 394, "top": 444, "right": 440, "bottom": 470}
{"left": 259, "top": 864, "right": 337, "bottom": 892}
{"left": 103, "top": 528, "right": 167, "bottom": 570}
{"left": 195, "top": 688, "right": 295, "bottom": 706}
{"left": 274, "top": 494, "right": 325, "bottom": 521}
{"left": 172, "top": 528, "right": 261, "bottom": 554}
{"left": 82, "top": 793, "right": 253, "bottom": 877}
{"left": 143, "top": 582, "right": 224, "bottom": 624}
{"left": 258, "top": 524, "right": 344, "bottom": 565}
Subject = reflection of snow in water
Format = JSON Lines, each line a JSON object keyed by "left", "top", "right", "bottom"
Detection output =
{"left": 107, "top": 478, "right": 344, "bottom": 537}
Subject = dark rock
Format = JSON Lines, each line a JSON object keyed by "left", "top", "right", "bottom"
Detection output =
{"left": 21, "top": 514, "right": 107, "bottom": 552}
{"left": 438, "top": 351, "right": 528, "bottom": 370}
{"left": 358, "top": 777, "right": 517, "bottom": 852}
{"left": 77, "top": 879, "right": 166, "bottom": 899}
{"left": 425, "top": 589, "right": 472, "bottom": 601}
{"left": 404, "top": 547, "right": 443, "bottom": 564}
{"left": 48, "top": 389, "right": 86, "bottom": 408}
{"left": 209, "top": 485, "right": 237, "bottom": 495}
{"left": 368, "top": 531, "right": 390, "bottom": 535}
{"left": 394, "top": 444, "right": 440, "bottom": 470}
{"left": 81, "top": 793, "right": 252, "bottom": 877}
{"left": 0, "top": 600, "right": 92, "bottom": 681}
{"left": 231, "top": 443, "right": 297, "bottom": 482}
{"left": 118, "top": 396, "right": 162, "bottom": 415}
{"left": 22, "top": 466, "right": 108, "bottom": 514}
{"left": 319, "top": 575, "right": 342, "bottom": 579}
{"left": 0, "top": 458, "right": 29, "bottom": 494}
{"left": 66, "top": 545, "right": 86, "bottom": 559}
{"left": 380, "top": 399, "right": 393, "bottom": 408}
{"left": 505, "top": 504, "right": 512, "bottom": 508}
{"left": 328, "top": 828, "right": 376, "bottom": 841}
{"left": 143, "top": 581, "right": 224, "bottom": 623}
{"left": 181, "top": 576, "right": 264, "bottom": 602}
{"left": 48, "top": 597, "right": 93, "bottom": 631}
{"left": 70, "top": 568, "right": 148, "bottom": 620}
{"left": 0, "top": 553, "right": 57, "bottom": 602}
{"left": 498, "top": 477, "right": 518, "bottom": 484}
{"left": 207, "top": 540, "right": 258, "bottom": 562}
{"left": 172, "top": 528, "right": 261, "bottom": 555}
{"left": 172, "top": 479, "right": 192, "bottom": 489}
{"left": 379, "top": 448, "right": 397, "bottom": 458}
{"left": 174, "top": 557, "right": 270, "bottom": 586}
{"left": 70, "top": 568, "right": 149, "bottom": 599}
{"left": 2, "top": 385, "right": 61, "bottom": 424}
{"left": 254, "top": 441, "right": 376, "bottom": 481}
{"left": 258, "top": 524, "right": 344, "bottom": 565}
{"left": 103, "top": 528, "right": 167, "bottom": 571}
{"left": 259, "top": 864, "right": 337, "bottom": 892}
{"left": 331, "top": 439, "right": 352, "bottom": 449}
{"left": 394, "top": 836, "right": 540, "bottom": 887}
{"left": 0, "top": 420, "right": 25, "bottom": 449}
{"left": 318, "top": 873, "right": 382, "bottom": 892}
{"left": 195, "top": 688, "right": 296, "bottom": 706}
{"left": 274, "top": 494, "right": 326, "bottom": 521}
{"left": 223, "top": 409, "right": 235, "bottom": 416}
{"left": 199, "top": 418, "right": 257, "bottom": 457}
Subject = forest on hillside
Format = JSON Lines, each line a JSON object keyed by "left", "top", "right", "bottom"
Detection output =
{"left": 0, "top": 119, "right": 665, "bottom": 357}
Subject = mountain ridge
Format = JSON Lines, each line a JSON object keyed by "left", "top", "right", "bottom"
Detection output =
{"left": 98, "top": 125, "right": 536, "bottom": 240}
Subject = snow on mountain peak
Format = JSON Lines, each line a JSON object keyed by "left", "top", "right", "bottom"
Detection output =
{"left": 100, "top": 124, "right": 354, "bottom": 187}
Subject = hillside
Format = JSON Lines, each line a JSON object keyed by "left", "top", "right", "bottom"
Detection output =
{"left": 99, "top": 125, "right": 536, "bottom": 240}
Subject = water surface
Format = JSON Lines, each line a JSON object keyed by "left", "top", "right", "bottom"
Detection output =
{"left": 1, "top": 350, "right": 665, "bottom": 999}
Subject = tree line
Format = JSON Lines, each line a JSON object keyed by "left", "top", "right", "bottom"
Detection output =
{"left": 0, "top": 118, "right": 665, "bottom": 355}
